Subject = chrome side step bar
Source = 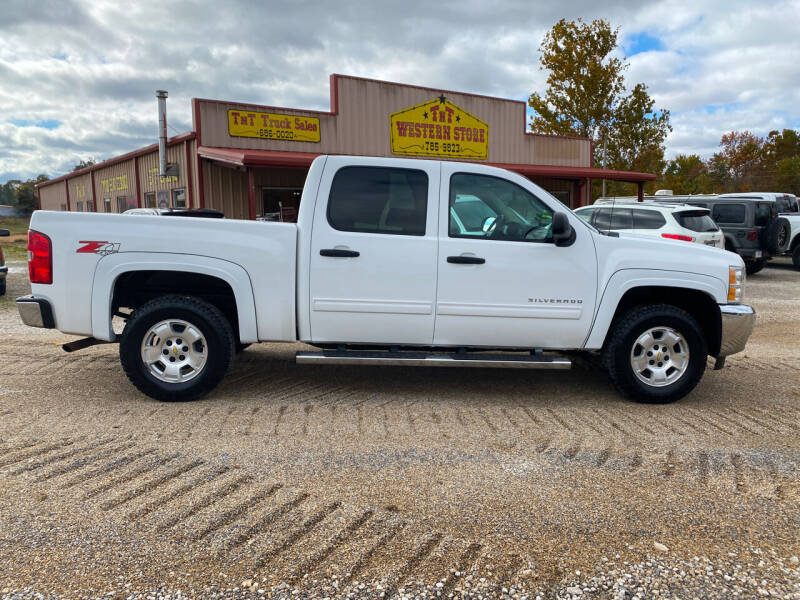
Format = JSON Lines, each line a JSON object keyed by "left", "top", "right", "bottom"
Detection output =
{"left": 296, "top": 350, "right": 571, "bottom": 370}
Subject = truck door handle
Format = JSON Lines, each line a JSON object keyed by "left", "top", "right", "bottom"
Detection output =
{"left": 447, "top": 255, "right": 485, "bottom": 264}
{"left": 320, "top": 248, "right": 360, "bottom": 258}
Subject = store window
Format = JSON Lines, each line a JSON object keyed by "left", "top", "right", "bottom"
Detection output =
{"left": 117, "top": 196, "right": 135, "bottom": 213}
{"left": 145, "top": 192, "right": 156, "bottom": 208}
{"left": 86, "top": 201, "right": 94, "bottom": 212}
{"left": 262, "top": 188, "right": 302, "bottom": 222}
{"left": 172, "top": 188, "right": 187, "bottom": 208}
{"left": 104, "top": 198, "right": 112, "bottom": 213}
{"left": 76, "top": 201, "right": 84, "bottom": 212}
{"left": 60, "top": 203, "right": 67, "bottom": 211}
{"left": 328, "top": 166, "right": 428, "bottom": 236}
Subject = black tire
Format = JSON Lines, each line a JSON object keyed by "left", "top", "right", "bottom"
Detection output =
{"left": 793, "top": 244, "right": 800, "bottom": 270}
{"left": 120, "top": 295, "right": 235, "bottom": 402}
{"left": 745, "top": 258, "right": 766, "bottom": 275}
{"left": 763, "top": 217, "right": 790, "bottom": 254}
{"left": 235, "top": 342, "right": 251, "bottom": 354}
{"left": 602, "top": 304, "right": 707, "bottom": 404}
{"left": 0, "top": 277, "right": 5, "bottom": 296}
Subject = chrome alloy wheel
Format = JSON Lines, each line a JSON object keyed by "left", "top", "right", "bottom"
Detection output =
{"left": 140, "top": 319, "right": 208, "bottom": 383}
{"left": 629, "top": 326, "right": 690, "bottom": 387}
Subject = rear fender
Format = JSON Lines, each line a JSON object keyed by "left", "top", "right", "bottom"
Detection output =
{"left": 92, "top": 253, "right": 257, "bottom": 342}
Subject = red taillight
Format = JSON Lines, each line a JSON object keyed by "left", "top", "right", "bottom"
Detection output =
{"left": 28, "top": 229, "right": 52, "bottom": 284}
{"left": 746, "top": 230, "right": 758, "bottom": 242}
{"left": 661, "top": 233, "right": 694, "bottom": 242}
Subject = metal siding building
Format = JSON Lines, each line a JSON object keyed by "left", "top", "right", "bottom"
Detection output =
{"left": 36, "top": 74, "right": 654, "bottom": 216}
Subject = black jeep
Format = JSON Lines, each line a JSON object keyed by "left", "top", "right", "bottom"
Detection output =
{"left": 654, "top": 196, "right": 790, "bottom": 274}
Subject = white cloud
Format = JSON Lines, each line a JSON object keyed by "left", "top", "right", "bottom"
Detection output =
{"left": 1, "top": 0, "right": 800, "bottom": 181}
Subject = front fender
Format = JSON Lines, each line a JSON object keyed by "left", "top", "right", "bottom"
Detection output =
{"left": 583, "top": 269, "right": 727, "bottom": 349}
{"left": 91, "top": 252, "right": 258, "bottom": 343}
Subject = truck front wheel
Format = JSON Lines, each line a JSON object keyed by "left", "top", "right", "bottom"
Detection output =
{"left": 602, "top": 304, "right": 707, "bottom": 404}
{"left": 120, "top": 295, "right": 235, "bottom": 402}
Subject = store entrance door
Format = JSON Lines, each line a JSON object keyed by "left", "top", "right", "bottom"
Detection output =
{"left": 262, "top": 187, "right": 302, "bottom": 222}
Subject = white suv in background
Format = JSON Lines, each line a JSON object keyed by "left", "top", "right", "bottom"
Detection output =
{"left": 574, "top": 202, "right": 724, "bottom": 249}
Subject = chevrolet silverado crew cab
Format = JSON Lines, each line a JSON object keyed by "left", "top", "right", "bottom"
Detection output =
{"left": 17, "top": 156, "right": 756, "bottom": 404}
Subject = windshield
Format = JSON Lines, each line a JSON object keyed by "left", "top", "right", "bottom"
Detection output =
{"left": 675, "top": 210, "right": 718, "bottom": 232}
{"left": 574, "top": 209, "right": 593, "bottom": 224}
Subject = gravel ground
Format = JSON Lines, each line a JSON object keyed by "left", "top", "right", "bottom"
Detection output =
{"left": 0, "top": 256, "right": 799, "bottom": 599}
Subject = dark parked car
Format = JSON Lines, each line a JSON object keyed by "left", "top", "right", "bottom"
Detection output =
{"left": 0, "top": 228, "right": 9, "bottom": 296}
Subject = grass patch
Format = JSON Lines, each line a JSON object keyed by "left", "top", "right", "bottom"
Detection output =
{"left": 0, "top": 216, "right": 31, "bottom": 235}
{"left": 3, "top": 241, "right": 27, "bottom": 261}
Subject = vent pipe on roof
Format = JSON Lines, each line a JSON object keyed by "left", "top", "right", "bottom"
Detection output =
{"left": 156, "top": 90, "right": 168, "bottom": 177}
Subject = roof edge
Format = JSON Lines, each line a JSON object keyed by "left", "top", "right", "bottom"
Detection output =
{"left": 36, "top": 131, "right": 196, "bottom": 188}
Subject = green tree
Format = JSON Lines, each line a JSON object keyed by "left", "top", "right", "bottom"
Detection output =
{"left": 763, "top": 129, "right": 800, "bottom": 163}
{"left": 528, "top": 18, "right": 626, "bottom": 139}
{"left": 0, "top": 180, "right": 21, "bottom": 205}
{"left": 603, "top": 83, "right": 671, "bottom": 196}
{"left": 660, "top": 154, "right": 713, "bottom": 194}
{"left": 14, "top": 174, "right": 49, "bottom": 214}
{"left": 528, "top": 18, "right": 671, "bottom": 197}
{"left": 775, "top": 156, "right": 800, "bottom": 195}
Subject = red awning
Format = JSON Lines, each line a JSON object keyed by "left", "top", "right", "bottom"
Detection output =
{"left": 198, "top": 146, "right": 320, "bottom": 168}
{"left": 197, "top": 146, "right": 655, "bottom": 182}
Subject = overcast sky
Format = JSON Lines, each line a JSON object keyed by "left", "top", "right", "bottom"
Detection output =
{"left": 2, "top": 0, "right": 799, "bottom": 183}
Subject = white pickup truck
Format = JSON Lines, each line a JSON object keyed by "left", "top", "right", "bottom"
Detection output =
{"left": 17, "top": 155, "right": 756, "bottom": 404}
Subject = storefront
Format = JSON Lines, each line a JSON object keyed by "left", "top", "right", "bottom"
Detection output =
{"left": 37, "top": 74, "right": 655, "bottom": 216}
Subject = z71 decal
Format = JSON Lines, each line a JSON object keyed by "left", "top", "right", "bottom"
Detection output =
{"left": 77, "top": 241, "right": 120, "bottom": 255}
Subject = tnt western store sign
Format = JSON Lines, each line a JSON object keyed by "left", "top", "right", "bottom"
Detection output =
{"left": 390, "top": 96, "right": 489, "bottom": 160}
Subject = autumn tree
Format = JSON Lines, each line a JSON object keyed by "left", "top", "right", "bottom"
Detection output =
{"left": 710, "top": 131, "right": 765, "bottom": 192}
{"left": 660, "top": 154, "right": 713, "bottom": 194}
{"left": 528, "top": 18, "right": 671, "bottom": 197}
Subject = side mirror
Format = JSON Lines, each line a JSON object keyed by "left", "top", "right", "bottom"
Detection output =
{"left": 481, "top": 216, "right": 496, "bottom": 232}
{"left": 552, "top": 212, "right": 576, "bottom": 247}
{"left": 0, "top": 229, "right": 9, "bottom": 237}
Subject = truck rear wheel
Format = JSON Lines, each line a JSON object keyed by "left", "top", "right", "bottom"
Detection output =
{"left": 603, "top": 304, "right": 707, "bottom": 404}
{"left": 120, "top": 295, "right": 235, "bottom": 402}
{"left": 793, "top": 244, "right": 800, "bottom": 270}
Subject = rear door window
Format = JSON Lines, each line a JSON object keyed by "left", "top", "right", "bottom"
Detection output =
{"left": 632, "top": 209, "right": 666, "bottom": 229}
{"left": 675, "top": 210, "right": 719, "bottom": 232}
{"left": 327, "top": 166, "right": 428, "bottom": 236}
{"left": 712, "top": 203, "right": 746, "bottom": 224}
{"left": 594, "top": 208, "right": 634, "bottom": 230}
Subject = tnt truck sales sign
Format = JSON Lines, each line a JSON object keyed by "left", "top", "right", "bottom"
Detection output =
{"left": 390, "top": 96, "right": 488, "bottom": 159}
{"left": 228, "top": 110, "right": 320, "bottom": 142}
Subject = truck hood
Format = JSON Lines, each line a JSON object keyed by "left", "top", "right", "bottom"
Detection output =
{"left": 591, "top": 229, "right": 743, "bottom": 292}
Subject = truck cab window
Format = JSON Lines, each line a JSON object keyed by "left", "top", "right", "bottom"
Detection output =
{"left": 448, "top": 173, "right": 553, "bottom": 242}
{"left": 327, "top": 166, "right": 428, "bottom": 236}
